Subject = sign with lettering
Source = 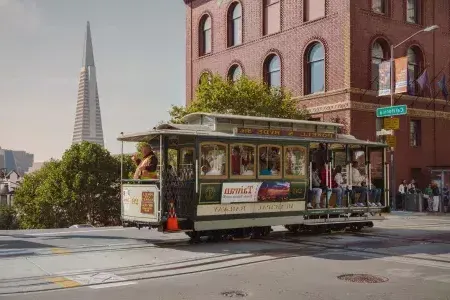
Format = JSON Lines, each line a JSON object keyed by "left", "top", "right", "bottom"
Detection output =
{"left": 196, "top": 201, "right": 305, "bottom": 216}
{"left": 376, "top": 105, "right": 407, "bottom": 118}
{"left": 236, "top": 128, "right": 336, "bottom": 139}
{"left": 383, "top": 117, "right": 399, "bottom": 130}
{"left": 221, "top": 181, "right": 291, "bottom": 203}
{"left": 221, "top": 182, "right": 261, "bottom": 203}
{"left": 140, "top": 191, "right": 155, "bottom": 214}
{"left": 121, "top": 184, "right": 159, "bottom": 223}
{"left": 289, "top": 181, "right": 307, "bottom": 200}
{"left": 385, "top": 135, "right": 396, "bottom": 147}
{"left": 199, "top": 183, "right": 222, "bottom": 204}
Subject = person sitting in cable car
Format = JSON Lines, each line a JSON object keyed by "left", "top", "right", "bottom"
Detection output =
{"left": 307, "top": 162, "right": 323, "bottom": 209}
{"left": 132, "top": 143, "right": 158, "bottom": 180}
{"left": 349, "top": 161, "right": 368, "bottom": 207}
{"left": 259, "top": 161, "right": 272, "bottom": 176}
{"left": 319, "top": 165, "right": 343, "bottom": 208}
{"left": 231, "top": 146, "right": 241, "bottom": 175}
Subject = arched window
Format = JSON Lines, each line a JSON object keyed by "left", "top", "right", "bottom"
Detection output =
{"left": 263, "top": 0, "right": 280, "bottom": 36}
{"left": 306, "top": 42, "right": 325, "bottom": 94}
{"left": 228, "top": 64, "right": 242, "bottom": 83}
{"left": 227, "top": 2, "right": 242, "bottom": 47}
{"left": 371, "top": 39, "right": 389, "bottom": 90}
{"left": 263, "top": 54, "right": 281, "bottom": 88}
{"left": 407, "top": 46, "right": 423, "bottom": 95}
{"left": 199, "top": 71, "right": 212, "bottom": 85}
{"left": 199, "top": 15, "right": 212, "bottom": 56}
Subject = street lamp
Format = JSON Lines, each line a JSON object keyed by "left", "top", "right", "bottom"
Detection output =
{"left": 389, "top": 25, "right": 439, "bottom": 210}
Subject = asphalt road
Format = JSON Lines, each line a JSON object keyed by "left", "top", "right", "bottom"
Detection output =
{"left": 0, "top": 212, "right": 449, "bottom": 300}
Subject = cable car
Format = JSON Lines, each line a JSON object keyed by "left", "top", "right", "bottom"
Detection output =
{"left": 118, "top": 112, "right": 389, "bottom": 241}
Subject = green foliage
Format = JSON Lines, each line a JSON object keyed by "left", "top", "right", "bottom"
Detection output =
{"left": 0, "top": 206, "right": 19, "bottom": 230}
{"left": 14, "top": 142, "right": 123, "bottom": 229}
{"left": 169, "top": 74, "right": 309, "bottom": 123}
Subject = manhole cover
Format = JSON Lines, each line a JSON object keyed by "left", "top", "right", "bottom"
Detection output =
{"left": 337, "top": 274, "right": 388, "bottom": 283}
{"left": 221, "top": 290, "right": 248, "bottom": 297}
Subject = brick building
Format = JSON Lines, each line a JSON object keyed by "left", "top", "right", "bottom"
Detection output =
{"left": 183, "top": 0, "right": 450, "bottom": 187}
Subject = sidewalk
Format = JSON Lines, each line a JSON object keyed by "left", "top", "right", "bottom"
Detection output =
{"left": 388, "top": 210, "right": 450, "bottom": 218}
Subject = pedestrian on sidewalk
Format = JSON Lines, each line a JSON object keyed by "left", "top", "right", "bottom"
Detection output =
{"left": 431, "top": 182, "right": 440, "bottom": 212}
{"left": 423, "top": 183, "right": 433, "bottom": 212}
{"left": 397, "top": 180, "right": 407, "bottom": 210}
{"left": 443, "top": 186, "right": 449, "bottom": 213}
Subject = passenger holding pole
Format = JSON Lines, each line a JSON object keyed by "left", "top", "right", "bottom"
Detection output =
{"left": 320, "top": 165, "right": 343, "bottom": 208}
{"left": 307, "top": 162, "right": 323, "bottom": 209}
{"left": 132, "top": 144, "right": 158, "bottom": 180}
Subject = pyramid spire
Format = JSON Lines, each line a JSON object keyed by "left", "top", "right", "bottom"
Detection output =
{"left": 83, "top": 21, "right": 95, "bottom": 67}
{"left": 72, "top": 22, "right": 104, "bottom": 147}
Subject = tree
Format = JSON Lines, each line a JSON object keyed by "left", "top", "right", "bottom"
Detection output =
{"left": 169, "top": 74, "right": 309, "bottom": 123}
{"left": 13, "top": 160, "right": 66, "bottom": 228}
{"left": 58, "top": 142, "right": 121, "bottom": 225}
{"left": 14, "top": 142, "right": 123, "bottom": 228}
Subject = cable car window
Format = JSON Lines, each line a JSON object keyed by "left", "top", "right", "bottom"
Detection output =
{"left": 230, "top": 144, "right": 256, "bottom": 178}
{"left": 200, "top": 142, "right": 228, "bottom": 178}
{"left": 258, "top": 145, "right": 282, "bottom": 178}
{"left": 180, "top": 148, "right": 194, "bottom": 168}
{"left": 284, "top": 145, "right": 307, "bottom": 179}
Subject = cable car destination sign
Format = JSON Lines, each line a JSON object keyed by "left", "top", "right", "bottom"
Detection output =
{"left": 236, "top": 128, "right": 336, "bottom": 139}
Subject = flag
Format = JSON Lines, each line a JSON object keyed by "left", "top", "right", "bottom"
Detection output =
{"left": 437, "top": 74, "right": 449, "bottom": 102}
{"left": 417, "top": 69, "right": 432, "bottom": 96}
{"left": 407, "top": 70, "right": 416, "bottom": 95}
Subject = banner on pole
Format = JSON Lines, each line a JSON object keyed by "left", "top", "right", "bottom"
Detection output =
{"left": 394, "top": 57, "right": 408, "bottom": 94}
{"left": 378, "top": 61, "right": 391, "bottom": 96}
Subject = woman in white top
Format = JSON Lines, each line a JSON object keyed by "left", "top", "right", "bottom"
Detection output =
{"left": 398, "top": 179, "right": 407, "bottom": 210}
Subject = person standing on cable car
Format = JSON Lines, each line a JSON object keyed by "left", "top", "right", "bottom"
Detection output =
{"left": 132, "top": 143, "right": 158, "bottom": 180}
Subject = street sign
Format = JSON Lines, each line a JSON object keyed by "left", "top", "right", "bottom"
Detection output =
{"left": 376, "top": 105, "right": 408, "bottom": 118}
{"left": 383, "top": 117, "right": 400, "bottom": 130}
{"left": 385, "top": 135, "right": 396, "bottom": 148}
{"left": 376, "top": 129, "right": 394, "bottom": 136}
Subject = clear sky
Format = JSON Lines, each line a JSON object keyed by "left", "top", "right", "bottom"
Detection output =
{"left": 0, "top": 0, "right": 186, "bottom": 161}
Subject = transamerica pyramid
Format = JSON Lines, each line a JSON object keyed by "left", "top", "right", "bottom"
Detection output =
{"left": 72, "top": 21, "right": 104, "bottom": 147}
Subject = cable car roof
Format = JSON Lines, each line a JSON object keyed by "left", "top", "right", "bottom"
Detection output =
{"left": 117, "top": 123, "right": 387, "bottom": 148}
{"left": 181, "top": 112, "right": 344, "bottom": 128}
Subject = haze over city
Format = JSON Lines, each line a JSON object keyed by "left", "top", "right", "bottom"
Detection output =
{"left": 0, "top": 0, "right": 185, "bottom": 161}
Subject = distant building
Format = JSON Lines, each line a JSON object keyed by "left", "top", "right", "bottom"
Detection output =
{"left": 27, "top": 162, "right": 44, "bottom": 174}
{"left": 72, "top": 21, "right": 105, "bottom": 147}
{"left": 0, "top": 147, "right": 34, "bottom": 176}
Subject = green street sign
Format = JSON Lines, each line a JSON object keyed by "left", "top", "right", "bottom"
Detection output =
{"left": 376, "top": 105, "right": 408, "bottom": 118}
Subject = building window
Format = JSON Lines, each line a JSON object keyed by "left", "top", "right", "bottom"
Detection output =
{"left": 407, "top": 46, "right": 423, "bottom": 95}
{"left": 304, "top": 0, "right": 325, "bottom": 22}
{"left": 199, "top": 71, "right": 212, "bottom": 85}
{"left": 371, "top": 39, "right": 389, "bottom": 90}
{"left": 199, "top": 15, "right": 212, "bottom": 56}
{"left": 372, "top": 0, "right": 386, "bottom": 14}
{"left": 263, "top": 54, "right": 281, "bottom": 88}
{"left": 228, "top": 64, "right": 242, "bottom": 83}
{"left": 263, "top": 0, "right": 280, "bottom": 36}
{"left": 406, "top": 0, "right": 419, "bottom": 24}
{"left": 306, "top": 42, "right": 325, "bottom": 94}
{"left": 376, "top": 118, "right": 383, "bottom": 142}
{"left": 227, "top": 2, "right": 242, "bottom": 47}
{"left": 410, "top": 120, "right": 421, "bottom": 147}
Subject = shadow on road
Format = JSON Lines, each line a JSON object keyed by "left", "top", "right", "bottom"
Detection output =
{"left": 0, "top": 226, "right": 449, "bottom": 263}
